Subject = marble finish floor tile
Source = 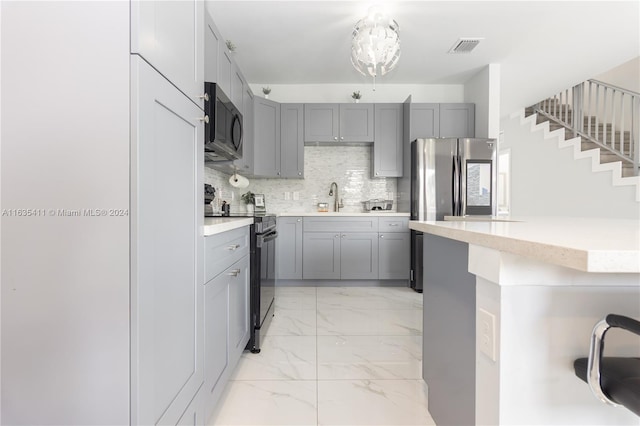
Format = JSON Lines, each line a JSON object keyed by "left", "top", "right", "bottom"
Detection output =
{"left": 229, "top": 336, "right": 316, "bottom": 380}
{"left": 316, "top": 307, "right": 422, "bottom": 336}
{"left": 317, "top": 287, "right": 422, "bottom": 310}
{"left": 208, "top": 380, "right": 317, "bottom": 426}
{"left": 275, "top": 286, "right": 317, "bottom": 310}
{"left": 317, "top": 379, "right": 434, "bottom": 426}
{"left": 317, "top": 335, "right": 422, "bottom": 380}
{"left": 266, "top": 308, "right": 317, "bottom": 336}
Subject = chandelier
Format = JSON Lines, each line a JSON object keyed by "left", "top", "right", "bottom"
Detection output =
{"left": 351, "top": 6, "right": 401, "bottom": 84}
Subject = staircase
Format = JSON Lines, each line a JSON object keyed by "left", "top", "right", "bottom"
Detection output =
{"left": 525, "top": 105, "right": 636, "bottom": 178}
{"left": 528, "top": 80, "right": 639, "bottom": 179}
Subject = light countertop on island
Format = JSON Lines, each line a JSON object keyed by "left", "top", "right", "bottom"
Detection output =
{"left": 410, "top": 217, "right": 640, "bottom": 273}
{"left": 204, "top": 217, "right": 253, "bottom": 236}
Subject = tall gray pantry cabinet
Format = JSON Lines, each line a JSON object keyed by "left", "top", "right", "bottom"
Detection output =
{"left": 1, "top": 2, "right": 206, "bottom": 425}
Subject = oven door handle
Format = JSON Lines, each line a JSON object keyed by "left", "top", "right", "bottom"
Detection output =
{"left": 256, "top": 230, "right": 278, "bottom": 247}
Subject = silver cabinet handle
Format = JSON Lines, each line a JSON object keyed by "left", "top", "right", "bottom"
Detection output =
{"left": 227, "top": 268, "right": 241, "bottom": 277}
{"left": 389, "top": 223, "right": 399, "bottom": 227}
{"left": 298, "top": 172, "right": 302, "bottom": 176}
{"left": 380, "top": 234, "right": 385, "bottom": 238}
{"left": 341, "top": 234, "right": 345, "bottom": 238}
{"left": 335, "top": 234, "right": 339, "bottom": 238}
{"left": 199, "top": 115, "right": 209, "bottom": 124}
{"left": 198, "top": 93, "right": 210, "bottom": 101}
{"left": 334, "top": 136, "right": 338, "bottom": 141}
{"left": 297, "top": 219, "right": 301, "bottom": 222}
{"left": 226, "top": 244, "right": 240, "bottom": 251}
{"left": 340, "top": 136, "right": 344, "bottom": 140}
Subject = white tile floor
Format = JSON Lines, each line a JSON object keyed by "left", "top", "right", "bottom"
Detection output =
{"left": 208, "top": 286, "right": 436, "bottom": 426}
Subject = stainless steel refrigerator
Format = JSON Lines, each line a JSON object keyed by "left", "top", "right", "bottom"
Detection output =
{"left": 409, "top": 138, "right": 497, "bottom": 292}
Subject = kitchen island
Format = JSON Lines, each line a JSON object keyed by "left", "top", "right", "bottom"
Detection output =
{"left": 409, "top": 217, "right": 640, "bottom": 425}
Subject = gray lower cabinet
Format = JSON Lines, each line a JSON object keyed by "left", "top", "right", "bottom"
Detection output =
{"left": 373, "top": 104, "right": 403, "bottom": 177}
{"left": 304, "top": 103, "right": 374, "bottom": 143}
{"left": 339, "top": 232, "right": 379, "bottom": 279}
{"left": 302, "top": 231, "right": 341, "bottom": 279}
{"left": 302, "top": 217, "right": 380, "bottom": 280}
{"left": 203, "top": 228, "right": 250, "bottom": 421}
{"left": 277, "top": 217, "right": 303, "bottom": 279}
{"left": 378, "top": 217, "right": 410, "bottom": 280}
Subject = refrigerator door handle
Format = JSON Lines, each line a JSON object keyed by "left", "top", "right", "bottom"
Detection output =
{"left": 452, "top": 156, "right": 458, "bottom": 216}
{"left": 456, "top": 155, "right": 463, "bottom": 216}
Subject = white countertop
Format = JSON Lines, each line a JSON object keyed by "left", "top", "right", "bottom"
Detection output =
{"left": 409, "top": 217, "right": 640, "bottom": 273}
{"left": 204, "top": 217, "right": 253, "bottom": 236}
{"left": 278, "top": 212, "right": 410, "bottom": 217}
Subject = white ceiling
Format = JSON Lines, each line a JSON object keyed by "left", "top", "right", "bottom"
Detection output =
{"left": 207, "top": 1, "right": 639, "bottom": 114}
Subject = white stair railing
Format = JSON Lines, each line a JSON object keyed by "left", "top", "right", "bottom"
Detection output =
{"left": 534, "top": 80, "right": 640, "bottom": 176}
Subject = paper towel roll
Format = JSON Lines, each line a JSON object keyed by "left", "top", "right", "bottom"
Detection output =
{"left": 229, "top": 172, "right": 249, "bottom": 188}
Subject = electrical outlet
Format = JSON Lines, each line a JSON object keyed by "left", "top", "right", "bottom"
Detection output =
{"left": 284, "top": 192, "right": 291, "bottom": 200}
{"left": 478, "top": 308, "right": 496, "bottom": 361}
{"left": 293, "top": 191, "right": 299, "bottom": 200}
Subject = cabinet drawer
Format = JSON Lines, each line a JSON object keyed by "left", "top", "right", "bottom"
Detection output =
{"left": 378, "top": 217, "right": 409, "bottom": 233}
{"left": 303, "top": 216, "right": 378, "bottom": 232}
{"left": 205, "top": 227, "right": 250, "bottom": 282}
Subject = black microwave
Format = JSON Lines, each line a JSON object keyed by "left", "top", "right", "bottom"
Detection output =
{"left": 204, "top": 82, "right": 243, "bottom": 162}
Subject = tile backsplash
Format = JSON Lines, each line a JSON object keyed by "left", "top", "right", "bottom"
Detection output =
{"left": 205, "top": 146, "right": 397, "bottom": 214}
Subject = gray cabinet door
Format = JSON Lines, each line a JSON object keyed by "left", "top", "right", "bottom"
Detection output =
{"left": 373, "top": 104, "right": 403, "bottom": 177}
{"left": 340, "top": 103, "right": 374, "bottom": 142}
{"left": 253, "top": 97, "right": 281, "bottom": 177}
{"left": 132, "top": 57, "right": 204, "bottom": 426}
{"left": 233, "top": 89, "right": 254, "bottom": 174}
{"left": 439, "top": 103, "right": 475, "bottom": 137}
{"left": 204, "top": 14, "right": 220, "bottom": 84}
{"left": 378, "top": 232, "right": 410, "bottom": 279}
{"left": 340, "top": 232, "right": 379, "bottom": 279}
{"left": 304, "top": 104, "right": 339, "bottom": 142}
{"left": 217, "top": 50, "right": 232, "bottom": 97}
{"left": 228, "top": 256, "right": 250, "bottom": 362}
{"left": 204, "top": 272, "right": 229, "bottom": 397}
{"left": 277, "top": 217, "right": 303, "bottom": 279}
{"left": 231, "top": 68, "right": 244, "bottom": 115}
{"left": 280, "top": 104, "right": 304, "bottom": 178}
{"left": 302, "top": 232, "right": 340, "bottom": 279}
{"left": 410, "top": 103, "right": 439, "bottom": 140}
{"left": 131, "top": 0, "right": 204, "bottom": 108}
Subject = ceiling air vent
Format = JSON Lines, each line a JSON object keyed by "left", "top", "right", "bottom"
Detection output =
{"left": 448, "top": 38, "right": 483, "bottom": 54}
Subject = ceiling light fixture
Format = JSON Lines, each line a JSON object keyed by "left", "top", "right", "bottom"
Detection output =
{"left": 351, "top": 6, "right": 400, "bottom": 89}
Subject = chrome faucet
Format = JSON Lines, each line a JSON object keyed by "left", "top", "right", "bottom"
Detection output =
{"left": 329, "top": 182, "right": 341, "bottom": 212}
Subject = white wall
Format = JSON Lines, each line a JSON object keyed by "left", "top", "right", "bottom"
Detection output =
{"left": 500, "top": 112, "right": 639, "bottom": 219}
{"left": 464, "top": 64, "right": 501, "bottom": 139}
{"left": 248, "top": 83, "right": 464, "bottom": 104}
{"left": 594, "top": 56, "right": 640, "bottom": 92}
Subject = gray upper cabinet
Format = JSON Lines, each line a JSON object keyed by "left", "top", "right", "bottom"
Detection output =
{"left": 280, "top": 104, "right": 304, "bottom": 178}
{"left": 233, "top": 88, "right": 254, "bottom": 174}
{"left": 304, "top": 103, "right": 374, "bottom": 143}
{"left": 204, "top": 15, "right": 220, "bottom": 85}
{"left": 304, "top": 104, "right": 339, "bottom": 142}
{"left": 253, "top": 97, "right": 281, "bottom": 177}
{"left": 277, "top": 217, "right": 303, "bottom": 279}
{"left": 439, "top": 103, "right": 475, "bottom": 137}
{"left": 131, "top": 0, "right": 204, "bottom": 109}
{"left": 231, "top": 68, "right": 244, "bottom": 115}
{"left": 340, "top": 104, "right": 374, "bottom": 142}
{"left": 373, "top": 104, "right": 403, "bottom": 177}
{"left": 410, "top": 103, "right": 439, "bottom": 140}
{"left": 217, "top": 50, "right": 232, "bottom": 97}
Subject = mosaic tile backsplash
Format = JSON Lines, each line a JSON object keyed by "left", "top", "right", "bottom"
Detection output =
{"left": 205, "top": 146, "right": 397, "bottom": 214}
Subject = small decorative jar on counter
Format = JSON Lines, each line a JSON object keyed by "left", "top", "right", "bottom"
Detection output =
{"left": 317, "top": 202, "right": 329, "bottom": 212}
